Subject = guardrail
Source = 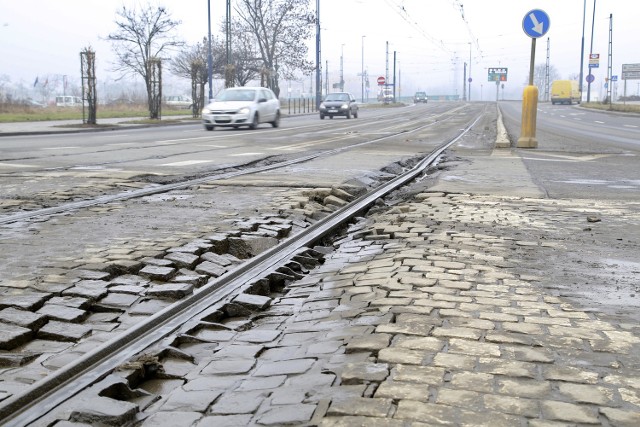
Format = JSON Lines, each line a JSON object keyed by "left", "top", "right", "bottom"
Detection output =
{"left": 285, "top": 97, "right": 316, "bottom": 115}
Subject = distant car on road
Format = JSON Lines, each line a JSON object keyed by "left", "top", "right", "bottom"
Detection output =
{"left": 56, "top": 96, "right": 83, "bottom": 107}
{"left": 319, "top": 92, "right": 359, "bottom": 119}
{"left": 165, "top": 95, "right": 193, "bottom": 109}
{"left": 551, "top": 80, "right": 581, "bottom": 105}
{"left": 202, "top": 87, "right": 280, "bottom": 131}
{"left": 414, "top": 92, "right": 428, "bottom": 103}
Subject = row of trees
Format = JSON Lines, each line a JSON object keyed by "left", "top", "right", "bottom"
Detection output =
{"left": 107, "top": 0, "right": 315, "bottom": 118}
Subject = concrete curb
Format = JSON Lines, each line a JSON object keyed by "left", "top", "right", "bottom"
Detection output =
{"left": 495, "top": 104, "right": 511, "bottom": 148}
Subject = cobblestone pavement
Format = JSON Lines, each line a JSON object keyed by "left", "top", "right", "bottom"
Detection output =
{"left": 35, "top": 173, "right": 640, "bottom": 425}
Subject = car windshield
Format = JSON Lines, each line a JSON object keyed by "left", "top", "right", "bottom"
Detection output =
{"left": 216, "top": 89, "right": 256, "bottom": 102}
{"left": 325, "top": 94, "right": 349, "bottom": 102}
{"left": 416, "top": 92, "right": 426, "bottom": 96}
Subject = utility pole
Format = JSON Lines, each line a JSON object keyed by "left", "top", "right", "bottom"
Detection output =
{"left": 385, "top": 41, "right": 389, "bottom": 101}
{"left": 579, "top": 0, "right": 586, "bottom": 96}
{"left": 587, "top": 0, "right": 596, "bottom": 102}
{"left": 607, "top": 13, "right": 613, "bottom": 106}
{"left": 207, "top": 0, "right": 213, "bottom": 101}
{"left": 393, "top": 51, "right": 397, "bottom": 102}
{"left": 468, "top": 42, "right": 472, "bottom": 101}
{"left": 340, "top": 44, "right": 345, "bottom": 92}
{"left": 315, "top": 0, "right": 321, "bottom": 109}
{"left": 545, "top": 37, "right": 550, "bottom": 101}
{"left": 361, "top": 35, "right": 365, "bottom": 103}
{"left": 463, "top": 62, "right": 467, "bottom": 101}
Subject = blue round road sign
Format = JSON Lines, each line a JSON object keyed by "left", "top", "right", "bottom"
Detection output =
{"left": 522, "top": 9, "right": 550, "bottom": 38}
{"left": 586, "top": 74, "right": 595, "bottom": 83}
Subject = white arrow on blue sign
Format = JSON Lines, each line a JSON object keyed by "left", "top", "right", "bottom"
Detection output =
{"left": 522, "top": 9, "right": 550, "bottom": 38}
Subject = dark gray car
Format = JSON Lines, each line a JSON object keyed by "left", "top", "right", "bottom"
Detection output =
{"left": 319, "top": 92, "right": 359, "bottom": 119}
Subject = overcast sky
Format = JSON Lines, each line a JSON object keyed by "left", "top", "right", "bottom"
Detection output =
{"left": 1, "top": 0, "right": 637, "bottom": 100}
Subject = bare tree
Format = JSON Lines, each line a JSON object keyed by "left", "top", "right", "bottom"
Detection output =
{"left": 526, "top": 64, "right": 560, "bottom": 100}
{"left": 226, "top": 21, "right": 262, "bottom": 86}
{"left": 170, "top": 38, "right": 221, "bottom": 115}
{"left": 107, "top": 2, "right": 184, "bottom": 118}
{"left": 234, "top": 0, "right": 315, "bottom": 97}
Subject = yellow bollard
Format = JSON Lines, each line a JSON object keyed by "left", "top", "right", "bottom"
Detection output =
{"left": 517, "top": 85, "right": 538, "bottom": 148}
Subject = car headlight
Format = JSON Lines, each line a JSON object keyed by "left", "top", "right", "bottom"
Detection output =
{"left": 238, "top": 107, "right": 250, "bottom": 114}
{"left": 202, "top": 108, "right": 211, "bottom": 114}
{"left": 340, "top": 103, "right": 348, "bottom": 109}
{"left": 319, "top": 103, "right": 325, "bottom": 109}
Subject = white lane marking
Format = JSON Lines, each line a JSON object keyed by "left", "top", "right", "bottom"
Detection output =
{"left": 230, "top": 153, "right": 263, "bottom": 156}
{"left": 594, "top": 121, "right": 605, "bottom": 124}
{"left": 0, "top": 163, "right": 37, "bottom": 168}
{"left": 624, "top": 124, "right": 638, "bottom": 128}
{"left": 196, "top": 144, "right": 228, "bottom": 148}
{"left": 161, "top": 160, "right": 212, "bottom": 166}
{"left": 42, "top": 146, "right": 80, "bottom": 150}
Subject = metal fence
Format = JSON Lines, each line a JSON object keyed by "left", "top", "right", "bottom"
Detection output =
{"left": 285, "top": 97, "right": 316, "bottom": 115}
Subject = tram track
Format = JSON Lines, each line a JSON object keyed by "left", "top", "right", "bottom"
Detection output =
{"left": 0, "top": 104, "right": 470, "bottom": 226}
{"left": 0, "top": 105, "right": 485, "bottom": 425}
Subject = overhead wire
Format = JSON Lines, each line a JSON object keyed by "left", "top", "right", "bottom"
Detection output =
{"left": 382, "top": 0, "right": 454, "bottom": 54}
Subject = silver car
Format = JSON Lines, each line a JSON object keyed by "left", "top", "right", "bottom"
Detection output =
{"left": 319, "top": 92, "right": 359, "bottom": 119}
{"left": 202, "top": 87, "right": 281, "bottom": 130}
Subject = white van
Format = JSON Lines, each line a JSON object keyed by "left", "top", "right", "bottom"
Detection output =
{"left": 56, "top": 96, "right": 83, "bottom": 107}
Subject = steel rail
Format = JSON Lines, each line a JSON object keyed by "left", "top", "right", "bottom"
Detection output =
{"left": 0, "top": 105, "right": 467, "bottom": 226}
{"left": 0, "top": 111, "right": 482, "bottom": 427}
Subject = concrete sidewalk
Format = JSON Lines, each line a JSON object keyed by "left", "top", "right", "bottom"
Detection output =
{"left": 0, "top": 116, "right": 196, "bottom": 136}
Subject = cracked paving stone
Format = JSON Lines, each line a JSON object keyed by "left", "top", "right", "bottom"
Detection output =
{"left": 341, "top": 362, "right": 390, "bottom": 384}
{"left": 253, "top": 358, "right": 315, "bottom": 376}
{"left": 165, "top": 252, "right": 199, "bottom": 269}
{"left": 159, "top": 389, "right": 222, "bottom": 412}
{"left": 208, "top": 390, "right": 268, "bottom": 415}
{"left": 138, "top": 411, "right": 202, "bottom": 427}
{"left": 138, "top": 266, "right": 176, "bottom": 281}
{"left": 0, "top": 307, "right": 48, "bottom": 330}
{"left": 128, "top": 299, "right": 175, "bottom": 316}
{"left": 0, "top": 292, "right": 51, "bottom": 311}
{"left": 257, "top": 403, "right": 317, "bottom": 425}
{"left": 201, "top": 359, "right": 255, "bottom": 375}
{"left": 327, "top": 397, "right": 394, "bottom": 417}
{"left": 36, "top": 304, "right": 88, "bottom": 322}
{"left": 37, "top": 320, "right": 92, "bottom": 342}
{"left": 235, "top": 329, "right": 281, "bottom": 343}
{"left": 146, "top": 283, "right": 195, "bottom": 299}
{"left": 69, "top": 396, "right": 138, "bottom": 425}
{"left": 0, "top": 322, "right": 33, "bottom": 350}
{"left": 232, "top": 293, "right": 272, "bottom": 310}
{"left": 195, "top": 261, "right": 227, "bottom": 278}
{"left": 345, "top": 333, "right": 391, "bottom": 353}
{"left": 96, "top": 293, "right": 140, "bottom": 309}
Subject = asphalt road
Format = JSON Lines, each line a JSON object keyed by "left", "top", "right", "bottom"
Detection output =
{"left": 500, "top": 101, "right": 640, "bottom": 200}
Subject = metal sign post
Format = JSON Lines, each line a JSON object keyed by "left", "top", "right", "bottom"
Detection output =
{"left": 518, "top": 9, "right": 550, "bottom": 149}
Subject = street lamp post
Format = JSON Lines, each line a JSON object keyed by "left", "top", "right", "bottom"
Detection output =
{"left": 207, "top": 0, "right": 213, "bottom": 101}
{"left": 340, "top": 44, "right": 345, "bottom": 92}
{"left": 361, "top": 36, "right": 365, "bottom": 103}
{"left": 468, "top": 42, "right": 472, "bottom": 101}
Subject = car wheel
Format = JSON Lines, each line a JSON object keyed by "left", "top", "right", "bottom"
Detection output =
{"left": 270, "top": 111, "right": 281, "bottom": 128}
{"left": 330, "top": 116, "right": 334, "bottom": 119}
{"left": 346, "top": 110, "right": 351, "bottom": 119}
{"left": 249, "top": 113, "right": 259, "bottom": 130}
{"left": 205, "top": 125, "right": 214, "bottom": 131}
{"left": 320, "top": 114, "right": 325, "bottom": 120}
{"left": 354, "top": 110, "right": 358, "bottom": 119}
